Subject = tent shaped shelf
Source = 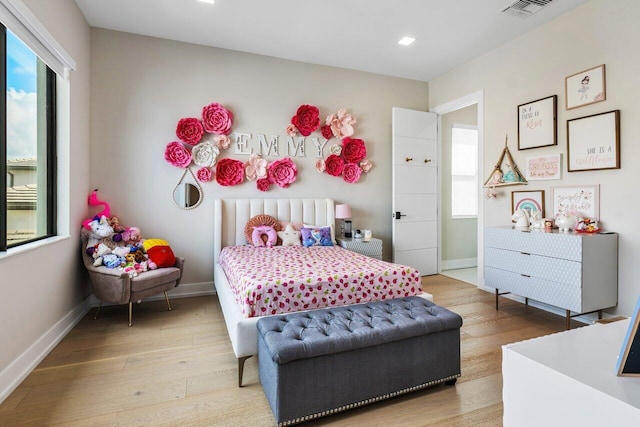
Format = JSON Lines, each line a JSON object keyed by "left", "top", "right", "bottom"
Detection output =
{"left": 483, "top": 136, "right": 528, "bottom": 188}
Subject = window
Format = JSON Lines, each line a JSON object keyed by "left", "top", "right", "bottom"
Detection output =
{"left": 451, "top": 124, "right": 478, "bottom": 218}
{"left": 1, "top": 25, "right": 56, "bottom": 250}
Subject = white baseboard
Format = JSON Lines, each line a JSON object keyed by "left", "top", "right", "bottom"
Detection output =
{"left": 0, "top": 296, "right": 92, "bottom": 404}
{"left": 1, "top": 281, "right": 215, "bottom": 405}
{"left": 441, "top": 258, "right": 477, "bottom": 271}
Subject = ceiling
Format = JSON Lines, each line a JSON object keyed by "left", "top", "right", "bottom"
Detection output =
{"left": 75, "top": 0, "right": 591, "bottom": 82}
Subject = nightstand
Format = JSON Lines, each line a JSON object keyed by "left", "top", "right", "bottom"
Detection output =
{"left": 336, "top": 237, "right": 383, "bottom": 260}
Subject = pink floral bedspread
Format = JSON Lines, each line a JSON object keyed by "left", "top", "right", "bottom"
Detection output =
{"left": 218, "top": 245, "right": 422, "bottom": 317}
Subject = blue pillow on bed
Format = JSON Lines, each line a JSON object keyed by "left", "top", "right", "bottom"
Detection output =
{"left": 301, "top": 227, "right": 333, "bottom": 247}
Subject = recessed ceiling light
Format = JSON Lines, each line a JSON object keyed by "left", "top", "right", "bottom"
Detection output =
{"left": 398, "top": 37, "right": 416, "bottom": 46}
{"left": 198, "top": 0, "right": 215, "bottom": 4}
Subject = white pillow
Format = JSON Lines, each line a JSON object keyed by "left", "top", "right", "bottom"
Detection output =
{"left": 303, "top": 223, "right": 336, "bottom": 244}
{"left": 277, "top": 224, "right": 302, "bottom": 246}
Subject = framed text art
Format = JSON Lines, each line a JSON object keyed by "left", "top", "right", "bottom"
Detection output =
{"left": 567, "top": 110, "right": 620, "bottom": 172}
{"left": 551, "top": 184, "right": 599, "bottom": 218}
{"left": 617, "top": 296, "right": 640, "bottom": 377}
{"left": 512, "top": 190, "right": 545, "bottom": 217}
{"left": 517, "top": 95, "right": 557, "bottom": 150}
{"left": 565, "top": 64, "right": 606, "bottom": 110}
{"left": 526, "top": 154, "right": 562, "bottom": 181}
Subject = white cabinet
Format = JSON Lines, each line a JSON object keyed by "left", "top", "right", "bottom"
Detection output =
{"left": 503, "top": 320, "right": 640, "bottom": 426}
{"left": 484, "top": 226, "right": 618, "bottom": 328}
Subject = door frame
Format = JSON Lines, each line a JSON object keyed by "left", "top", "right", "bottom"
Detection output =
{"left": 431, "top": 90, "right": 484, "bottom": 288}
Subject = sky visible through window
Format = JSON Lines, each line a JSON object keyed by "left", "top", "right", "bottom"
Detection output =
{"left": 6, "top": 29, "right": 37, "bottom": 160}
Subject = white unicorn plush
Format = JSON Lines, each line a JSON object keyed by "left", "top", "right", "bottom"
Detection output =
{"left": 511, "top": 208, "right": 530, "bottom": 228}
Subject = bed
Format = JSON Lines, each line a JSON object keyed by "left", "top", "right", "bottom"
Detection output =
{"left": 213, "top": 198, "right": 429, "bottom": 386}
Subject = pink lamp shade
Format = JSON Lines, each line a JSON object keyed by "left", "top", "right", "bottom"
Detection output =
{"left": 335, "top": 204, "right": 352, "bottom": 219}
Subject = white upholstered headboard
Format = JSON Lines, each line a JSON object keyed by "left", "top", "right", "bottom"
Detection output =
{"left": 213, "top": 198, "right": 335, "bottom": 264}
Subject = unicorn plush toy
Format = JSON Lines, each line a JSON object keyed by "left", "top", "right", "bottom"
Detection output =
{"left": 511, "top": 208, "right": 530, "bottom": 228}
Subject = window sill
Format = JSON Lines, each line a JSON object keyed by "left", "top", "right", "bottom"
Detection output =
{"left": 0, "top": 235, "right": 70, "bottom": 261}
{"left": 452, "top": 215, "right": 478, "bottom": 220}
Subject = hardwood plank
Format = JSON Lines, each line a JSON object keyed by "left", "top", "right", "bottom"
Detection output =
{"left": 0, "top": 275, "right": 569, "bottom": 426}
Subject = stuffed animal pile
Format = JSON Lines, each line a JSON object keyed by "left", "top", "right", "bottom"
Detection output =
{"left": 83, "top": 190, "right": 158, "bottom": 277}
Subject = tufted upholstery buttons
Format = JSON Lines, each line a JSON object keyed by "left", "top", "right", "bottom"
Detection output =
{"left": 257, "top": 296, "right": 463, "bottom": 365}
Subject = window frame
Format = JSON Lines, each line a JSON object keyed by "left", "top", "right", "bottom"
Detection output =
{"left": 1, "top": 23, "right": 57, "bottom": 251}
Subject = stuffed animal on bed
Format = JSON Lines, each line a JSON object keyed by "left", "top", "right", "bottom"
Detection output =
{"left": 252, "top": 225, "right": 277, "bottom": 247}
{"left": 277, "top": 224, "right": 301, "bottom": 246}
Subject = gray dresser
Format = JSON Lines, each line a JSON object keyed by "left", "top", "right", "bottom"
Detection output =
{"left": 484, "top": 226, "right": 618, "bottom": 328}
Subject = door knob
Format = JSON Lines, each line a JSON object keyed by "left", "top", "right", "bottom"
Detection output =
{"left": 394, "top": 211, "right": 407, "bottom": 220}
{"left": 405, "top": 157, "right": 413, "bottom": 162}
{"left": 424, "top": 159, "right": 432, "bottom": 163}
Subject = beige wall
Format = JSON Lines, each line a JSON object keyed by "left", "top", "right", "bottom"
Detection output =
{"left": 0, "top": 0, "right": 91, "bottom": 387}
{"left": 89, "top": 28, "right": 429, "bottom": 283}
{"left": 441, "top": 105, "right": 477, "bottom": 265}
{"left": 429, "top": 0, "right": 640, "bottom": 316}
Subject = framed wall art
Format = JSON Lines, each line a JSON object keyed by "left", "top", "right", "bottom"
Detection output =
{"left": 512, "top": 190, "right": 545, "bottom": 217}
{"left": 551, "top": 184, "right": 599, "bottom": 218}
{"left": 517, "top": 95, "right": 557, "bottom": 150}
{"left": 526, "top": 154, "right": 562, "bottom": 181}
{"left": 565, "top": 64, "right": 606, "bottom": 110}
{"left": 617, "top": 295, "right": 640, "bottom": 377}
{"left": 567, "top": 110, "right": 620, "bottom": 172}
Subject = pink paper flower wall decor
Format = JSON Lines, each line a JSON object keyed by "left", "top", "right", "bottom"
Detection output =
{"left": 176, "top": 117, "right": 204, "bottom": 145}
{"left": 215, "top": 158, "right": 245, "bottom": 186}
{"left": 290, "top": 104, "right": 320, "bottom": 136}
{"left": 196, "top": 167, "right": 213, "bottom": 182}
{"left": 202, "top": 102, "right": 234, "bottom": 135}
{"left": 268, "top": 157, "right": 298, "bottom": 188}
{"left": 165, "top": 141, "right": 192, "bottom": 168}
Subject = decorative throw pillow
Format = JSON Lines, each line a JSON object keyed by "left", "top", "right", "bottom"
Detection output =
{"left": 244, "top": 214, "right": 281, "bottom": 244}
{"left": 142, "top": 238, "right": 176, "bottom": 268}
{"left": 277, "top": 224, "right": 302, "bottom": 246}
{"left": 301, "top": 226, "right": 333, "bottom": 247}
{"left": 304, "top": 223, "right": 336, "bottom": 244}
{"left": 251, "top": 225, "right": 277, "bottom": 247}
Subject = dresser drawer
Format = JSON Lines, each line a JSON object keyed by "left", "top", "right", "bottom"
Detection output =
{"left": 485, "top": 247, "right": 582, "bottom": 287}
{"left": 485, "top": 267, "right": 582, "bottom": 312}
{"left": 485, "top": 227, "right": 582, "bottom": 261}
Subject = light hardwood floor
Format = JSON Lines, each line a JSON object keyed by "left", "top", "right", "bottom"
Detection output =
{"left": 0, "top": 276, "right": 575, "bottom": 426}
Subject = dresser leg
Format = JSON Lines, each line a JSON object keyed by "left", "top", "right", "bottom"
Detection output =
{"left": 566, "top": 310, "right": 571, "bottom": 330}
{"left": 598, "top": 310, "right": 603, "bottom": 320}
{"left": 495, "top": 289, "right": 499, "bottom": 310}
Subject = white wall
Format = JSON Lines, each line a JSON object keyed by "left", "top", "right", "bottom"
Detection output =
{"left": 0, "top": 0, "right": 91, "bottom": 400}
{"left": 429, "top": 0, "right": 640, "bottom": 316}
{"left": 89, "top": 28, "right": 429, "bottom": 285}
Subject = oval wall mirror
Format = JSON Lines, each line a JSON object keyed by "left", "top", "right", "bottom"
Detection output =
{"left": 172, "top": 167, "right": 203, "bottom": 210}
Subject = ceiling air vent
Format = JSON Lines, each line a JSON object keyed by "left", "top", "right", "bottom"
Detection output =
{"left": 500, "top": 0, "right": 554, "bottom": 18}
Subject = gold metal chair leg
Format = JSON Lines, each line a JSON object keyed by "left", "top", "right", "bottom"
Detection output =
{"left": 94, "top": 302, "right": 102, "bottom": 319}
{"left": 164, "top": 291, "right": 172, "bottom": 311}
{"left": 128, "top": 302, "right": 133, "bottom": 327}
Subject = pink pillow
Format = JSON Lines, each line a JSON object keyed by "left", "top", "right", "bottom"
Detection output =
{"left": 252, "top": 225, "right": 277, "bottom": 248}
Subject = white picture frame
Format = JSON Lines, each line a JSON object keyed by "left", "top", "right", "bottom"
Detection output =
{"left": 526, "top": 154, "right": 562, "bottom": 181}
{"left": 551, "top": 184, "right": 600, "bottom": 219}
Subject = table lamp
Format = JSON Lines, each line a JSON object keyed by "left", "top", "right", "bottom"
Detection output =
{"left": 335, "top": 204, "right": 352, "bottom": 238}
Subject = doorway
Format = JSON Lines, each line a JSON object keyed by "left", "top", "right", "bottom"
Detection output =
{"left": 431, "top": 91, "right": 484, "bottom": 288}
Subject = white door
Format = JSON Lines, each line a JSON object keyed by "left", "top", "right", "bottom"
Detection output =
{"left": 392, "top": 107, "right": 438, "bottom": 276}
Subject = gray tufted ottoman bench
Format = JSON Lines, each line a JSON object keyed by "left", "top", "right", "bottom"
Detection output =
{"left": 257, "top": 296, "right": 463, "bottom": 426}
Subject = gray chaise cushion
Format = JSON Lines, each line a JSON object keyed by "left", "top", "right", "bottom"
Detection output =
{"left": 258, "top": 297, "right": 463, "bottom": 364}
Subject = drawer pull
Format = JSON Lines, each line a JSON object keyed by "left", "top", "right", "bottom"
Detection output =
{"left": 520, "top": 252, "right": 531, "bottom": 256}
{"left": 521, "top": 274, "right": 531, "bottom": 278}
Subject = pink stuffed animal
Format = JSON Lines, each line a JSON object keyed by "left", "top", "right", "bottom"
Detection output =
{"left": 121, "top": 227, "right": 142, "bottom": 245}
